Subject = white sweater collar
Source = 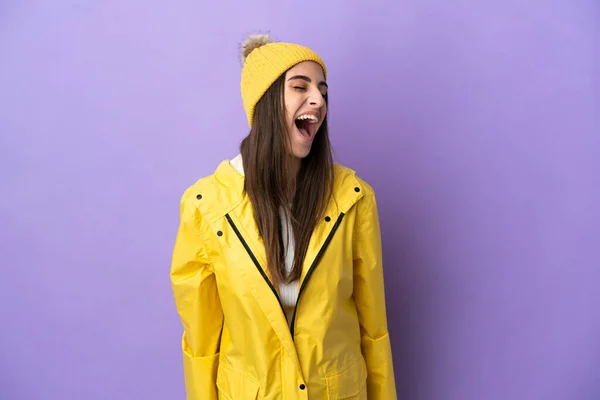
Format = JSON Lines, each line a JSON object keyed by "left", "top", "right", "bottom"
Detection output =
{"left": 229, "top": 153, "right": 244, "bottom": 176}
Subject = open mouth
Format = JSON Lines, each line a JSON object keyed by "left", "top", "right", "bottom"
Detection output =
{"left": 294, "top": 114, "right": 319, "bottom": 139}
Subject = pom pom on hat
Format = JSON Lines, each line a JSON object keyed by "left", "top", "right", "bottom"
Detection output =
{"left": 240, "top": 34, "right": 273, "bottom": 64}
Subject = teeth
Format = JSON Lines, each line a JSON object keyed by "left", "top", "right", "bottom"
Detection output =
{"left": 296, "top": 115, "right": 319, "bottom": 123}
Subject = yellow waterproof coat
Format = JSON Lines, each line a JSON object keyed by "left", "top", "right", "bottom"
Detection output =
{"left": 170, "top": 160, "right": 397, "bottom": 399}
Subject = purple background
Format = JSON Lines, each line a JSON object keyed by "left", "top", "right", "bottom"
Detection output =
{"left": 1, "top": 1, "right": 598, "bottom": 399}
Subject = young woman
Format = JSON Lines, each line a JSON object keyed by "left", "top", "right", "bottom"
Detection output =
{"left": 170, "top": 34, "right": 397, "bottom": 400}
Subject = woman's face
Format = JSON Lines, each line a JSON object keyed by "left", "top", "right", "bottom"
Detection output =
{"left": 283, "top": 61, "right": 328, "bottom": 160}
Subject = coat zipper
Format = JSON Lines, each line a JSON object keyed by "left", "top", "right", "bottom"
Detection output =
{"left": 225, "top": 214, "right": 287, "bottom": 317}
{"left": 226, "top": 212, "right": 345, "bottom": 339}
{"left": 290, "top": 212, "right": 345, "bottom": 338}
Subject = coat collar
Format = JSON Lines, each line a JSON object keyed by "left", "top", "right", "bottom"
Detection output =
{"left": 191, "top": 157, "right": 365, "bottom": 227}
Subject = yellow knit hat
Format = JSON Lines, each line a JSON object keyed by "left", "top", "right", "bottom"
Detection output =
{"left": 240, "top": 34, "right": 327, "bottom": 127}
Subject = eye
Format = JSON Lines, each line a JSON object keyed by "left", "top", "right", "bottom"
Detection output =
{"left": 293, "top": 86, "right": 306, "bottom": 92}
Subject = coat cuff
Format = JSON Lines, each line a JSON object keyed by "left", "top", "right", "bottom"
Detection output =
{"left": 182, "top": 349, "right": 220, "bottom": 400}
{"left": 362, "top": 333, "right": 397, "bottom": 399}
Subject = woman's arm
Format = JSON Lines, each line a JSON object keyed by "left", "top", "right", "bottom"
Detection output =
{"left": 170, "top": 190, "right": 223, "bottom": 400}
{"left": 353, "top": 182, "right": 397, "bottom": 399}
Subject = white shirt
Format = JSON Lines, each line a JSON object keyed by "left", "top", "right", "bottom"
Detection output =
{"left": 229, "top": 154, "right": 299, "bottom": 326}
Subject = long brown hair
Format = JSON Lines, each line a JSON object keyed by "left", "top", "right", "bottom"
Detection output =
{"left": 240, "top": 72, "right": 334, "bottom": 285}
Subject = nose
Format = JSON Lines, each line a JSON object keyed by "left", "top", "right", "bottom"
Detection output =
{"left": 308, "top": 87, "right": 325, "bottom": 108}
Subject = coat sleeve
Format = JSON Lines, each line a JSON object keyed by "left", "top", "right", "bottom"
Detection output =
{"left": 352, "top": 183, "right": 397, "bottom": 399}
{"left": 170, "top": 190, "right": 223, "bottom": 400}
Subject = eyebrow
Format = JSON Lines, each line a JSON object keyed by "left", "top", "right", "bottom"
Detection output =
{"left": 287, "top": 75, "right": 328, "bottom": 89}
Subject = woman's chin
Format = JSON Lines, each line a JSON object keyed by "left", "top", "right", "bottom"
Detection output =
{"left": 291, "top": 146, "right": 311, "bottom": 160}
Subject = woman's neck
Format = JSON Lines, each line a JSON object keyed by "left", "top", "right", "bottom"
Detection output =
{"left": 287, "top": 156, "right": 301, "bottom": 201}
{"left": 289, "top": 156, "right": 300, "bottom": 178}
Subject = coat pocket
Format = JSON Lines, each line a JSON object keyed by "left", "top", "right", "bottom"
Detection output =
{"left": 216, "top": 362, "right": 260, "bottom": 400}
{"left": 325, "top": 356, "right": 368, "bottom": 399}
